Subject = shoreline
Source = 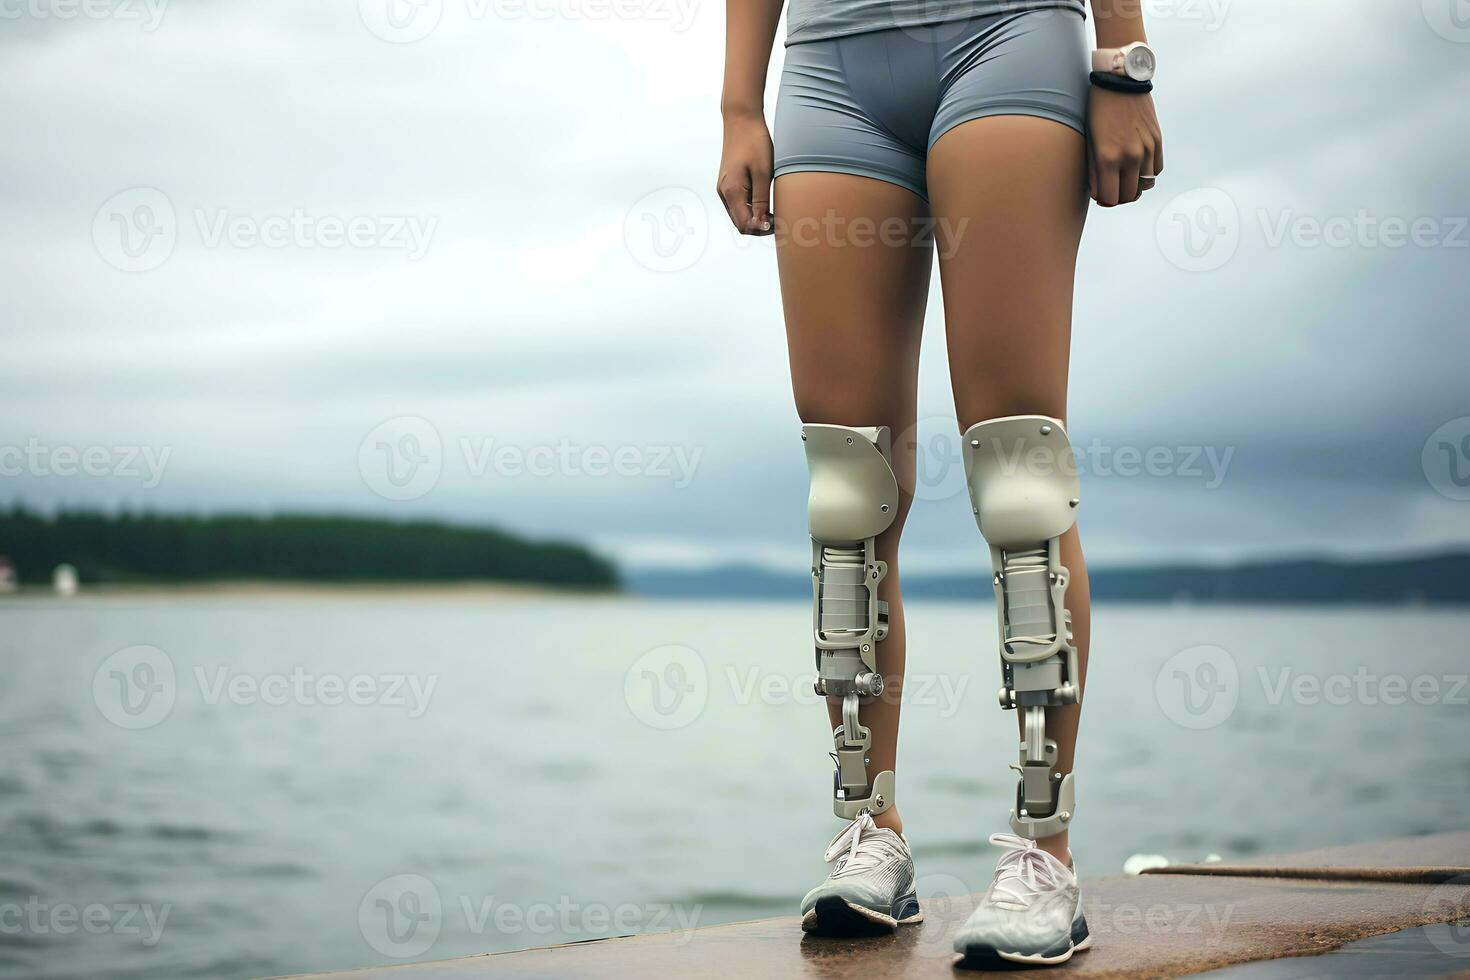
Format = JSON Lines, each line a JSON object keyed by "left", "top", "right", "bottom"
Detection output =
{"left": 0, "top": 580, "right": 621, "bottom": 601}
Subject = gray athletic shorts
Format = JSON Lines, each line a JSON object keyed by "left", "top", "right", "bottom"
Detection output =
{"left": 773, "top": 7, "right": 1089, "bottom": 201}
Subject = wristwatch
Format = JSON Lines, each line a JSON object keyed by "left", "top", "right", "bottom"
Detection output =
{"left": 1092, "top": 42, "right": 1156, "bottom": 82}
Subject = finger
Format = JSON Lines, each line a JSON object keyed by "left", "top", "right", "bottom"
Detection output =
{"left": 1138, "top": 138, "right": 1157, "bottom": 194}
{"left": 716, "top": 168, "right": 752, "bottom": 233}
{"left": 737, "top": 170, "right": 764, "bottom": 235}
{"left": 1096, "top": 155, "right": 1120, "bottom": 207}
{"left": 1120, "top": 156, "right": 1142, "bottom": 205}
{"left": 1087, "top": 147, "right": 1099, "bottom": 202}
{"left": 715, "top": 180, "right": 738, "bottom": 230}
{"left": 1152, "top": 137, "right": 1164, "bottom": 180}
{"left": 1120, "top": 135, "right": 1147, "bottom": 204}
{"left": 749, "top": 166, "right": 774, "bottom": 235}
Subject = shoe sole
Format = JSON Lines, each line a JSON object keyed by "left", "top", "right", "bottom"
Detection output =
{"left": 801, "top": 893, "right": 922, "bottom": 936}
{"left": 956, "top": 932, "right": 1093, "bottom": 968}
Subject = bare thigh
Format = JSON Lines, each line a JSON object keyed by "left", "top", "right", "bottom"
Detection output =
{"left": 776, "top": 173, "right": 933, "bottom": 426}
{"left": 927, "top": 115, "right": 1087, "bottom": 426}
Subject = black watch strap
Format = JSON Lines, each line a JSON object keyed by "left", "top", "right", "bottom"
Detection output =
{"left": 1089, "top": 71, "right": 1153, "bottom": 94}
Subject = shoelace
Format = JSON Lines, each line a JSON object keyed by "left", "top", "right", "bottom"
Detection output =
{"left": 988, "top": 833, "right": 1070, "bottom": 908}
{"left": 824, "top": 813, "right": 886, "bottom": 870}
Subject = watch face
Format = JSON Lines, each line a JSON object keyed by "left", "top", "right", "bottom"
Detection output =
{"left": 1126, "top": 45, "right": 1156, "bottom": 81}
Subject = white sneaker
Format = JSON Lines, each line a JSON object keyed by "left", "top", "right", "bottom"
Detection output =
{"left": 952, "top": 833, "right": 1092, "bottom": 966}
{"left": 800, "top": 813, "right": 923, "bottom": 935}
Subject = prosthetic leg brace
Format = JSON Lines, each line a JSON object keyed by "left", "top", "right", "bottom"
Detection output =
{"left": 962, "top": 416, "right": 1082, "bottom": 841}
{"left": 802, "top": 424, "right": 899, "bottom": 819}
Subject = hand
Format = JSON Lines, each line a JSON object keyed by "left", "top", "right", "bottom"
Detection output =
{"left": 716, "top": 112, "right": 775, "bottom": 235}
{"left": 1086, "top": 86, "right": 1163, "bottom": 208}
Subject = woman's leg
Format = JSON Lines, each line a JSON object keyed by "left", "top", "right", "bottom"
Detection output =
{"left": 775, "top": 171, "right": 932, "bottom": 836}
{"left": 926, "top": 115, "right": 1091, "bottom": 865}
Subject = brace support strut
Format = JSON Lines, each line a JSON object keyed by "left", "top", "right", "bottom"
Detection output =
{"left": 963, "top": 415, "right": 1082, "bottom": 840}
{"left": 803, "top": 423, "right": 899, "bottom": 819}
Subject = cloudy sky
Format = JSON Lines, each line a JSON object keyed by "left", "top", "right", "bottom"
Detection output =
{"left": 2, "top": 0, "right": 1468, "bottom": 573}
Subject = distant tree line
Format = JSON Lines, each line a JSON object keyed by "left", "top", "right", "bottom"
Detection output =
{"left": 0, "top": 507, "right": 617, "bottom": 589}
{"left": 626, "top": 554, "right": 1470, "bottom": 604}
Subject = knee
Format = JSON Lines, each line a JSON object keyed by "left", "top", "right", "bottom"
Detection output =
{"left": 796, "top": 410, "right": 918, "bottom": 521}
{"left": 954, "top": 390, "right": 1067, "bottom": 431}
{"left": 794, "top": 392, "right": 893, "bottom": 429}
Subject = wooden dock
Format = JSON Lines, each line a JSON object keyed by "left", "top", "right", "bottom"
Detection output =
{"left": 289, "top": 831, "right": 1470, "bottom": 979}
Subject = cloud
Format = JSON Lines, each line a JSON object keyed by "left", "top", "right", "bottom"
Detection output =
{"left": 2, "top": 0, "right": 1467, "bottom": 570}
